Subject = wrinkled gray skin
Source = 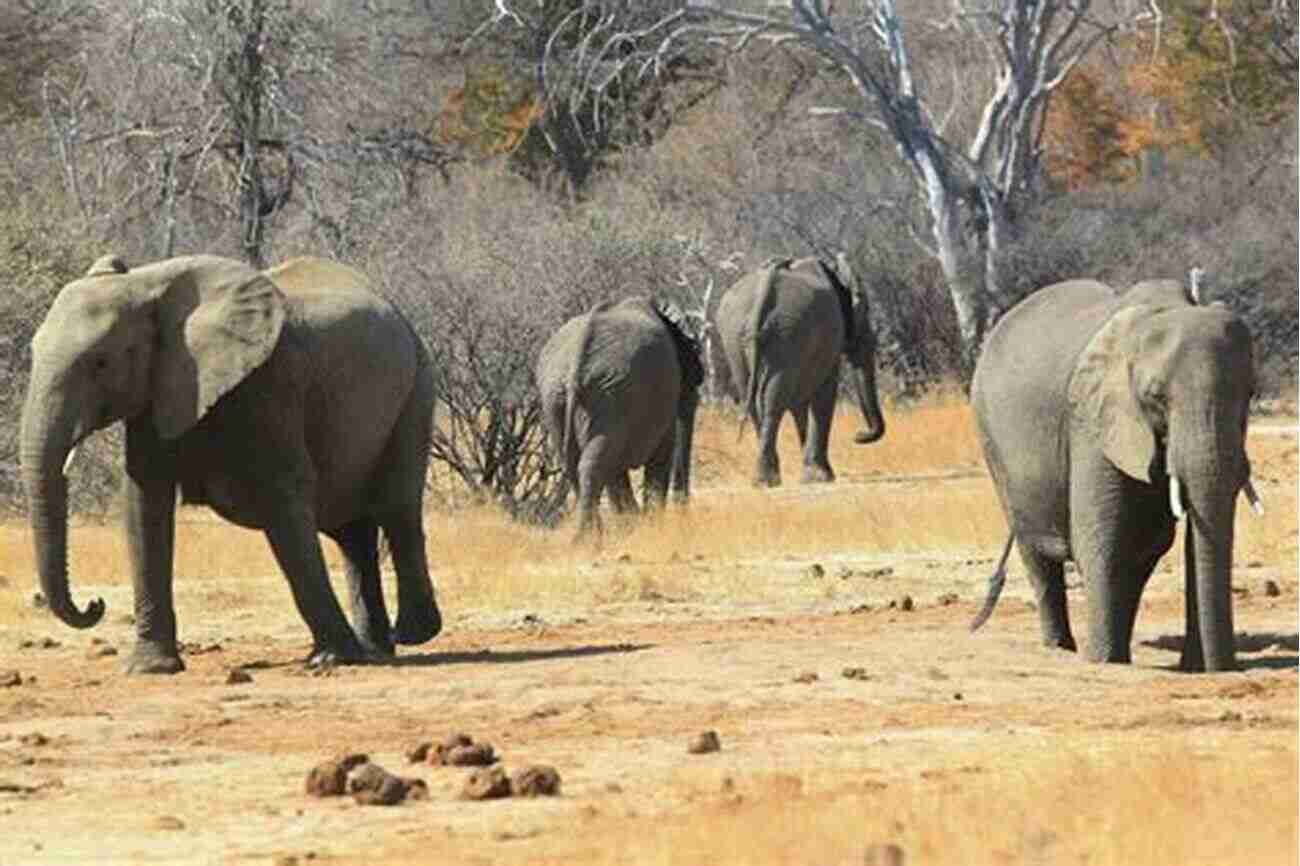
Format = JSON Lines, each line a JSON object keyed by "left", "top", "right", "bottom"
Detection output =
{"left": 21, "top": 254, "right": 441, "bottom": 674}
{"left": 713, "top": 255, "right": 885, "bottom": 486}
{"left": 536, "top": 297, "right": 702, "bottom": 540}
{"left": 970, "top": 278, "right": 1258, "bottom": 672}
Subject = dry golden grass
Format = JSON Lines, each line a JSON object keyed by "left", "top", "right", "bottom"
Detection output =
{"left": 599, "top": 743, "right": 1299, "bottom": 866}
{"left": 0, "top": 393, "right": 1293, "bottom": 618}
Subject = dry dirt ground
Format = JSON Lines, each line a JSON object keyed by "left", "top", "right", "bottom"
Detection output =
{"left": 1, "top": 425, "right": 1296, "bottom": 865}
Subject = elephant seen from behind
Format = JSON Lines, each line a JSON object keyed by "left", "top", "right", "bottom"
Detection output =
{"left": 713, "top": 254, "right": 886, "bottom": 487}
{"left": 535, "top": 296, "right": 703, "bottom": 539}
{"left": 21, "top": 254, "right": 442, "bottom": 673}
{"left": 970, "top": 277, "right": 1262, "bottom": 672}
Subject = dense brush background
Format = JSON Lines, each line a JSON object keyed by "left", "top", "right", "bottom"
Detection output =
{"left": 0, "top": 0, "right": 1294, "bottom": 518}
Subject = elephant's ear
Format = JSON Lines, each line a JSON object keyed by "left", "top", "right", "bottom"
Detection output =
{"left": 149, "top": 258, "right": 286, "bottom": 439}
{"left": 1068, "top": 305, "right": 1157, "bottom": 482}
{"left": 816, "top": 255, "right": 857, "bottom": 350}
{"left": 652, "top": 298, "right": 704, "bottom": 389}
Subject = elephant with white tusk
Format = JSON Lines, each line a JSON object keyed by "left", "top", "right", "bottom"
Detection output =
{"left": 969, "top": 277, "right": 1260, "bottom": 672}
{"left": 21, "top": 254, "right": 442, "bottom": 673}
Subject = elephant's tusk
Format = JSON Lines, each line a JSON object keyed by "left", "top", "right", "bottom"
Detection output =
{"left": 1169, "top": 475, "right": 1185, "bottom": 520}
{"left": 1243, "top": 478, "right": 1265, "bottom": 517}
{"left": 62, "top": 446, "right": 79, "bottom": 477}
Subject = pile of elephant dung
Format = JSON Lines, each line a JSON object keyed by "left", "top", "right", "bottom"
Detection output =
{"left": 407, "top": 733, "right": 498, "bottom": 767}
{"left": 305, "top": 753, "right": 428, "bottom": 806}
{"left": 460, "top": 765, "right": 562, "bottom": 801}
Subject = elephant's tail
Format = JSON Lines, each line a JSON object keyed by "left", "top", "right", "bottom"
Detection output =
{"left": 969, "top": 533, "right": 1015, "bottom": 632}
{"left": 561, "top": 309, "right": 600, "bottom": 487}
{"left": 743, "top": 259, "right": 789, "bottom": 438}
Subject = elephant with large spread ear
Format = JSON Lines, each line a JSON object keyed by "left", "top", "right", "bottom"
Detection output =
{"left": 969, "top": 277, "right": 1263, "bottom": 672}
{"left": 535, "top": 296, "right": 703, "bottom": 539}
{"left": 21, "top": 254, "right": 442, "bottom": 673}
{"left": 713, "top": 254, "right": 885, "bottom": 486}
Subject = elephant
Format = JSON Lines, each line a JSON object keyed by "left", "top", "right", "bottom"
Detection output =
{"left": 713, "top": 254, "right": 885, "bottom": 487}
{"left": 535, "top": 296, "right": 703, "bottom": 539}
{"left": 969, "top": 277, "right": 1263, "bottom": 672}
{"left": 20, "top": 253, "right": 442, "bottom": 673}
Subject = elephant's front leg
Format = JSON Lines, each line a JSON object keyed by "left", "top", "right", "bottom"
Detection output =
{"left": 264, "top": 500, "right": 367, "bottom": 667}
{"left": 123, "top": 420, "right": 184, "bottom": 674}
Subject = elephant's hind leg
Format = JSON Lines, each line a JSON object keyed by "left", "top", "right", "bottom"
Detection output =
{"left": 325, "top": 519, "right": 394, "bottom": 657}
{"left": 382, "top": 510, "right": 442, "bottom": 645}
{"left": 1018, "top": 543, "right": 1076, "bottom": 651}
{"left": 800, "top": 373, "right": 838, "bottom": 484}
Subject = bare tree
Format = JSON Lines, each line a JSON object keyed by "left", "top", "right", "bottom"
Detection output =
{"left": 667, "top": 0, "right": 1157, "bottom": 365}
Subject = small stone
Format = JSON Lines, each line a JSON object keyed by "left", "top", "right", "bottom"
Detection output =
{"left": 1263, "top": 579, "right": 1281, "bottom": 597}
{"left": 953, "top": 692, "right": 964, "bottom": 701}
{"left": 793, "top": 671, "right": 819, "bottom": 684}
{"left": 38, "top": 637, "right": 60, "bottom": 649}
{"left": 226, "top": 669, "right": 253, "bottom": 685}
{"left": 935, "top": 592, "right": 959, "bottom": 606}
{"left": 806, "top": 563, "right": 825, "bottom": 579}
{"left": 849, "top": 603, "right": 872, "bottom": 615}
{"left": 842, "top": 667, "right": 870, "bottom": 681}
{"left": 152, "top": 816, "right": 185, "bottom": 831}
{"left": 510, "top": 765, "right": 562, "bottom": 797}
{"left": 460, "top": 766, "right": 511, "bottom": 800}
{"left": 19, "top": 733, "right": 48, "bottom": 747}
{"left": 0, "top": 671, "right": 23, "bottom": 687}
{"left": 687, "top": 731, "right": 721, "bottom": 754}
{"left": 864, "top": 843, "right": 905, "bottom": 866}
{"left": 86, "top": 645, "right": 118, "bottom": 659}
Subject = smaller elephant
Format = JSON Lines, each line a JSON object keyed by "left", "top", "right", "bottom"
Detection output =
{"left": 969, "top": 276, "right": 1262, "bottom": 671}
{"left": 713, "top": 254, "right": 885, "bottom": 486}
{"left": 21, "top": 253, "right": 441, "bottom": 673}
{"left": 535, "top": 296, "right": 703, "bottom": 539}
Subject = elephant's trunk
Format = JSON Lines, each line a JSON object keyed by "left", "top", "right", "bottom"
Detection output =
{"left": 848, "top": 335, "right": 885, "bottom": 445}
{"left": 1172, "top": 438, "right": 1241, "bottom": 672}
{"left": 19, "top": 385, "right": 105, "bottom": 630}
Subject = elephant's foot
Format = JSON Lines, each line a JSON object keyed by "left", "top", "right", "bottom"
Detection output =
{"left": 304, "top": 641, "right": 367, "bottom": 669}
{"left": 800, "top": 464, "right": 835, "bottom": 484}
{"left": 1041, "top": 635, "right": 1077, "bottom": 652}
{"left": 1084, "top": 644, "right": 1132, "bottom": 664}
{"left": 752, "top": 470, "right": 781, "bottom": 488}
{"left": 393, "top": 602, "right": 442, "bottom": 646}
{"left": 355, "top": 629, "right": 395, "bottom": 658}
{"left": 123, "top": 640, "right": 185, "bottom": 675}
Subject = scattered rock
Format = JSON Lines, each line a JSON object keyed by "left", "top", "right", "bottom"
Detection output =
{"left": 152, "top": 816, "right": 186, "bottom": 831}
{"left": 842, "top": 667, "right": 871, "bottom": 681}
{"left": 1263, "top": 579, "right": 1282, "bottom": 597}
{"left": 935, "top": 592, "right": 959, "bottom": 606}
{"left": 181, "top": 642, "right": 224, "bottom": 655}
{"left": 862, "top": 567, "right": 894, "bottom": 579}
{"left": 889, "top": 595, "right": 915, "bottom": 612}
{"left": 806, "top": 563, "right": 825, "bottom": 579}
{"left": 460, "top": 766, "right": 512, "bottom": 800}
{"left": 848, "top": 603, "right": 872, "bottom": 615}
{"left": 1232, "top": 585, "right": 1250, "bottom": 597}
{"left": 0, "top": 671, "right": 23, "bottom": 688}
{"left": 510, "top": 765, "right": 562, "bottom": 797}
{"left": 687, "top": 731, "right": 721, "bottom": 754}
{"left": 953, "top": 692, "right": 964, "bottom": 701}
{"left": 18, "top": 733, "right": 49, "bottom": 748}
{"left": 86, "top": 645, "right": 118, "bottom": 659}
{"left": 793, "top": 671, "right": 820, "bottom": 684}
{"left": 864, "top": 842, "right": 906, "bottom": 866}
{"left": 226, "top": 669, "right": 253, "bottom": 685}
{"left": 305, "top": 753, "right": 369, "bottom": 797}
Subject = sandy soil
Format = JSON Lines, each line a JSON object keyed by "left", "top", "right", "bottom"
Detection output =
{"left": 1, "top": 469, "right": 1296, "bottom": 866}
